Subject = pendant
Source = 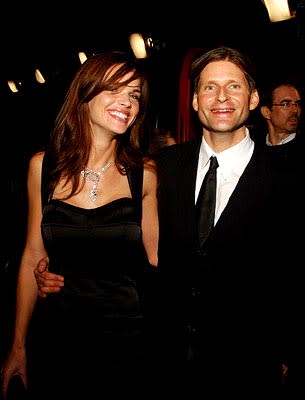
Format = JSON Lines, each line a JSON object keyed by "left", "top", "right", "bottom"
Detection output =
{"left": 81, "top": 160, "right": 113, "bottom": 202}
{"left": 89, "top": 183, "right": 98, "bottom": 202}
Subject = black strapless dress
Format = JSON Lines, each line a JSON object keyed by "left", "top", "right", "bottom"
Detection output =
{"left": 28, "top": 196, "right": 149, "bottom": 398}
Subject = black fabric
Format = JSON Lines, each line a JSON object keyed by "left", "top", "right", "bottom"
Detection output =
{"left": 127, "top": 166, "right": 143, "bottom": 223}
{"left": 28, "top": 154, "right": 149, "bottom": 398}
{"left": 196, "top": 156, "right": 218, "bottom": 249}
{"left": 40, "top": 151, "right": 53, "bottom": 211}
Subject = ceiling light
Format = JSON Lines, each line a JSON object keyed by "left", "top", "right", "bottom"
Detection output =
{"left": 129, "top": 33, "right": 147, "bottom": 59}
{"left": 262, "top": 0, "right": 292, "bottom": 22}
{"left": 7, "top": 80, "right": 20, "bottom": 93}
{"left": 35, "top": 69, "right": 46, "bottom": 84}
{"left": 78, "top": 52, "right": 88, "bottom": 64}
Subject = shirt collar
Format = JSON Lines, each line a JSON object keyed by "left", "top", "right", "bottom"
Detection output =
{"left": 199, "top": 128, "right": 254, "bottom": 178}
{"left": 266, "top": 132, "right": 296, "bottom": 146}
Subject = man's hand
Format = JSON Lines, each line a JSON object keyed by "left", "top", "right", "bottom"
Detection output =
{"left": 34, "top": 257, "right": 64, "bottom": 298}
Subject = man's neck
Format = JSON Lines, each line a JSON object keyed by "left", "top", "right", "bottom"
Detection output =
{"left": 203, "top": 127, "right": 247, "bottom": 153}
{"left": 267, "top": 132, "right": 295, "bottom": 146}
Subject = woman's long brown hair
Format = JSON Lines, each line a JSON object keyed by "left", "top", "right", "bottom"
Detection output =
{"left": 45, "top": 50, "right": 149, "bottom": 199}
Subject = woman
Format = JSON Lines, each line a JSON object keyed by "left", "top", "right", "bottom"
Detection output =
{"left": 0, "top": 50, "right": 158, "bottom": 398}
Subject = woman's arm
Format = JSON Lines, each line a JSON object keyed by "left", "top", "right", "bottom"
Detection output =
{"left": 142, "top": 160, "right": 159, "bottom": 268}
{"left": 0, "top": 152, "right": 48, "bottom": 395}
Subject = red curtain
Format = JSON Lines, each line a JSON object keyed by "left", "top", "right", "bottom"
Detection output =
{"left": 177, "top": 48, "right": 203, "bottom": 143}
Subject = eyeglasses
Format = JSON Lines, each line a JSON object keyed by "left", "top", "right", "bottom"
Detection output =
{"left": 272, "top": 100, "right": 303, "bottom": 110}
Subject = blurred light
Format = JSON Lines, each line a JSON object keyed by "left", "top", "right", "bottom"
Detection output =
{"left": 78, "top": 51, "right": 88, "bottom": 64}
{"left": 35, "top": 68, "right": 46, "bottom": 84}
{"left": 7, "top": 80, "right": 20, "bottom": 93}
{"left": 262, "top": 0, "right": 292, "bottom": 22}
{"left": 146, "top": 36, "right": 165, "bottom": 52}
{"left": 129, "top": 33, "right": 147, "bottom": 58}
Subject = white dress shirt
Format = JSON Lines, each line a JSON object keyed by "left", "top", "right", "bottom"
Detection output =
{"left": 195, "top": 128, "right": 254, "bottom": 224}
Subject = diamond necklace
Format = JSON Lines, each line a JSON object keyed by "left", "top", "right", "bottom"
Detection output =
{"left": 81, "top": 160, "right": 114, "bottom": 202}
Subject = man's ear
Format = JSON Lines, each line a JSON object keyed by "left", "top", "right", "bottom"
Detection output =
{"left": 192, "top": 93, "right": 198, "bottom": 112}
{"left": 249, "top": 89, "right": 260, "bottom": 111}
{"left": 260, "top": 105, "right": 271, "bottom": 120}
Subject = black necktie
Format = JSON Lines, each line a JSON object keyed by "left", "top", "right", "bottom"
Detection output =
{"left": 196, "top": 156, "right": 219, "bottom": 248}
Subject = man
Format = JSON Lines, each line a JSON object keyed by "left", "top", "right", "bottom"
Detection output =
{"left": 255, "top": 81, "right": 305, "bottom": 176}
{"left": 34, "top": 47, "right": 303, "bottom": 386}
{"left": 259, "top": 80, "right": 302, "bottom": 146}
{"left": 156, "top": 47, "right": 303, "bottom": 386}
{"left": 256, "top": 80, "right": 305, "bottom": 384}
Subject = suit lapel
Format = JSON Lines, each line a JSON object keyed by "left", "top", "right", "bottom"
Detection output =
{"left": 212, "top": 146, "right": 268, "bottom": 233}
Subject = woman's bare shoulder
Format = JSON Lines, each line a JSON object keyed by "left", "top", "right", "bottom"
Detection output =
{"left": 142, "top": 158, "right": 157, "bottom": 196}
{"left": 27, "top": 151, "right": 45, "bottom": 183}
{"left": 29, "top": 151, "right": 45, "bottom": 169}
{"left": 143, "top": 157, "right": 156, "bottom": 170}
{"left": 143, "top": 157, "right": 157, "bottom": 178}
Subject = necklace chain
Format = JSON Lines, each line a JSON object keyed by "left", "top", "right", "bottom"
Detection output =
{"left": 81, "top": 160, "right": 113, "bottom": 202}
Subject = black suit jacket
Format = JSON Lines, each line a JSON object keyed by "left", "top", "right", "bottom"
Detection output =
{"left": 154, "top": 138, "right": 304, "bottom": 385}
